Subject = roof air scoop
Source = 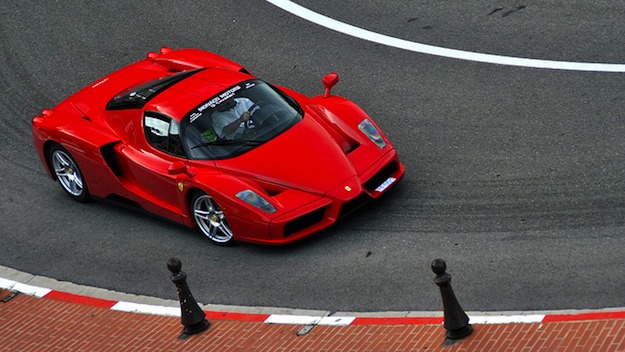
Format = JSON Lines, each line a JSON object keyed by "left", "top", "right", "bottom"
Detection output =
{"left": 146, "top": 47, "right": 173, "bottom": 61}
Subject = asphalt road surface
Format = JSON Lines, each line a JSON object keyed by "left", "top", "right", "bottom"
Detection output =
{"left": 1, "top": 1, "right": 624, "bottom": 312}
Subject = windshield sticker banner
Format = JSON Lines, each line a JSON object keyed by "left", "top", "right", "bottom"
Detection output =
{"left": 190, "top": 85, "right": 244, "bottom": 123}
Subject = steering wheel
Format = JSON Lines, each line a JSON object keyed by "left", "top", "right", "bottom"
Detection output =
{"left": 252, "top": 104, "right": 286, "bottom": 128}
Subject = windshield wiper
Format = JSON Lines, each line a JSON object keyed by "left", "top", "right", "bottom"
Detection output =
{"left": 191, "top": 139, "right": 264, "bottom": 149}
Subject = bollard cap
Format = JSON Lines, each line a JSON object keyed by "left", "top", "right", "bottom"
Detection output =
{"left": 167, "top": 257, "right": 182, "bottom": 274}
{"left": 432, "top": 259, "right": 451, "bottom": 286}
{"left": 431, "top": 259, "right": 447, "bottom": 275}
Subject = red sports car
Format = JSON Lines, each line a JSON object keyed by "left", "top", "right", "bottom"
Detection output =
{"left": 32, "top": 47, "right": 405, "bottom": 245}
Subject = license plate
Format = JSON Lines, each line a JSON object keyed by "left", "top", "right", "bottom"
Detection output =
{"left": 375, "top": 177, "right": 397, "bottom": 192}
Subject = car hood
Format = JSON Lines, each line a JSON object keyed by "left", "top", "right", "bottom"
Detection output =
{"left": 214, "top": 116, "right": 357, "bottom": 196}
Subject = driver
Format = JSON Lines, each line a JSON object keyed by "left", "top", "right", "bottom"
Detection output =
{"left": 212, "top": 97, "right": 259, "bottom": 140}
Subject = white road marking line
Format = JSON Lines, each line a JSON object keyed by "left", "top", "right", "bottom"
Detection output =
{"left": 265, "top": 0, "right": 625, "bottom": 72}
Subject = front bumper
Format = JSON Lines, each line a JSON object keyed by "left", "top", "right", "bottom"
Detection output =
{"left": 236, "top": 149, "right": 404, "bottom": 245}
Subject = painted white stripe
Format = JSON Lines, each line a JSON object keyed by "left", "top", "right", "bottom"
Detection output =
{"left": 469, "top": 314, "right": 545, "bottom": 325}
{"left": 264, "top": 314, "right": 323, "bottom": 325}
{"left": 265, "top": 0, "right": 625, "bottom": 72}
{"left": 111, "top": 301, "right": 181, "bottom": 317}
{"left": 0, "top": 278, "right": 17, "bottom": 290}
{"left": 318, "top": 316, "right": 357, "bottom": 326}
{"left": 264, "top": 315, "right": 356, "bottom": 326}
{"left": 0, "top": 278, "right": 51, "bottom": 297}
{"left": 11, "top": 282, "right": 51, "bottom": 298}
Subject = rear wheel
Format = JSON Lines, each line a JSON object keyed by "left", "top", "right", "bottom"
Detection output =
{"left": 191, "top": 191, "right": 234, "bottom": 246}
{"left": 49, "top": 145, "right": 90, "bottom": 202}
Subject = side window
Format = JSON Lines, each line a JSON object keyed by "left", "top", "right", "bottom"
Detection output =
{"left": 144, "top": 113, "right": 185, "bottom": 157}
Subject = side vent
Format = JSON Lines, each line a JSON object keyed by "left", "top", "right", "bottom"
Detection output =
{"left": 100, "top": 142, "right": 123, "bottom": 177}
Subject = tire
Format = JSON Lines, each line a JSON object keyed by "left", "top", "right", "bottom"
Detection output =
{"left": 191, "top": 191, "right": 235, "bottom": 246}
{"left": 48, "top": 144, "right": 91, "bottom": 202}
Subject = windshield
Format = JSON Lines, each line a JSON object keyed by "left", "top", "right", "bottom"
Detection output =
{"left": 181, "top": 80, "right": 303, "bottom": 160}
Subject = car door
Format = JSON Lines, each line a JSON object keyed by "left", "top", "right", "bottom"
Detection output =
{"left": 116, "top": 112, "right": 186, "bottom": 220}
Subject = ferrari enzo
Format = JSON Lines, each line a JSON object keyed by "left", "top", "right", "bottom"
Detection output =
{"left": 32, "top": 47, "right": 405, "bottom": 245}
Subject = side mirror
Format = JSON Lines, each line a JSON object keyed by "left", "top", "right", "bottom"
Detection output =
{"left": 323, "top": 72, "right": 339, "bottom": 98}
{"left": 168, "top": 161, "right": 195, "bottom": 177}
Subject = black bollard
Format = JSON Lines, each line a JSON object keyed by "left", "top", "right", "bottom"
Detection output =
{"left": 168, "top": 258, "right": 210, "bottom": 339}
{"left": 431, "top": 259, "right": 473, "bottom": 341}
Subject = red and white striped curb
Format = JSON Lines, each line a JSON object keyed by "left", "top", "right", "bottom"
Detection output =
{"left": 2, "top": 277, "right": 625, "bottom": 326}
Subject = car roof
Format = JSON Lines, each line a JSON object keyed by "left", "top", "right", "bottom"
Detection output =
{"left": 143, "top": 68, "right": 253, "bottom": 121}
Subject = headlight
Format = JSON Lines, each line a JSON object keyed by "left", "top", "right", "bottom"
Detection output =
{"left": 236, "top": 190, "right": 277, "bottom": 213}
{"left": 358, "top": 119, "right": 386, "bottom": 149}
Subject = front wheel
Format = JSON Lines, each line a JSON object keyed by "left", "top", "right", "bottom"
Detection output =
{"left": 191, "top": 192, "right": 235, "bottom": 246}
{"left": 49, "top": 144, "right": 90, "bottom": 202}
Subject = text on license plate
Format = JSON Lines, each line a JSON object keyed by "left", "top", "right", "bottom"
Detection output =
{"left": 375, "top": 177, "right": 397, "bottom": 192}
